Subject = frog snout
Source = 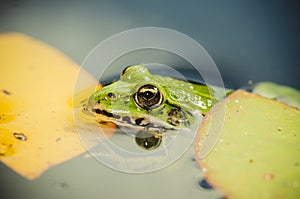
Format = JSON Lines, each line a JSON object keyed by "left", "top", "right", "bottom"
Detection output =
{"left": 82, "top": 103, "right": 94, "bottom": 117}
{"left": 82, "top": 96, "right": 97, "bottom": 116}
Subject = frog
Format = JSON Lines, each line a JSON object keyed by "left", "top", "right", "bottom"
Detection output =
{"left": 83, "top": 65, "right": 229, "bottom": 149}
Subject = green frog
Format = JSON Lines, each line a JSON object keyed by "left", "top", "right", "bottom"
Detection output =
{"left": 84, "top": 65, "right": 229, "bottom": 150}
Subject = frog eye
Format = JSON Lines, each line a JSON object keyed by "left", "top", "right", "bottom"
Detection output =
{"left": 134, "top": 84, "right": 163, "bottom": 110}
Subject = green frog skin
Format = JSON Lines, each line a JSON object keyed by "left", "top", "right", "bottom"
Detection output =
{"left": 84, "top": 65, "right": 227, "bottom": 134}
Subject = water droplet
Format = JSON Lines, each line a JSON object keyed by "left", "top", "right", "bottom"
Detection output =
{"left": 277, "top": 127, "right": 283, "bottom": 132}
{"left": 198, "top": 178, "right": 213, "bottom": 190}
{"left": 13, "top": 132, "right": 27, "bottom": 141}
{"left": 202, "top": 167, "right": 208, "bottom": 173}
{"left": 234, "top": 99, "right": 239, "bottom": 103}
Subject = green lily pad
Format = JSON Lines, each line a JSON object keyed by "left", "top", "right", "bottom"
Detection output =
{"left": 194, "top": 90, "right": 300, "bottom": 199}
{"left": 253, "top": 81, "right": 300, "bottom": 109}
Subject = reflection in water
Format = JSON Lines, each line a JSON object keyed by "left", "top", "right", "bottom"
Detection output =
{"left": 135, "top": 131, "right": 162, "bottom": 150}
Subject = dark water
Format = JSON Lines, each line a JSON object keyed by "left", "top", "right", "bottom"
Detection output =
{"left": 1, "top": 0, "right": 299, "bottom": 90}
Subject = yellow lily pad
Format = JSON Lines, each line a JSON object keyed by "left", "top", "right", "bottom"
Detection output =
{"left": 194, "top": 90, "right": 300, "bottom": 198}
{"left": 0, "top": 33, "right": 115, "bottom": 179}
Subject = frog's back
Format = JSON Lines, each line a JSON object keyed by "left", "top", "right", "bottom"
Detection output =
{"left": 153, "top": 74, "right": 219, "bottom": 114}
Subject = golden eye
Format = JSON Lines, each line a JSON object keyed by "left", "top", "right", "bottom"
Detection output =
{"left": 134, "top": 84, "right": 163, "bottom": 110}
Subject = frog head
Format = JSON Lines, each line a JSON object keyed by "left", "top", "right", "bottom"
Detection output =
{"left": 85, "top": 65, "right": 215, "bottom": 133}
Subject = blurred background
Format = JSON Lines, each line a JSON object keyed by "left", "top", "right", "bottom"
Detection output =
{"left": 1, "top": 0, "right": 299, "bottom": 89}
{"left": 1, "top": 0, "right": 299, "bottom": 199}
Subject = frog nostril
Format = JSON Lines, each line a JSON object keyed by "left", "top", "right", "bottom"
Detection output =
{"left": 97, "top": 99, "right": 101, "bottom": 104}
{"left": 108, "top": 92, "right": 116, "bottom": 99}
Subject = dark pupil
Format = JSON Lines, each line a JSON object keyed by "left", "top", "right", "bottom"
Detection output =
{"left": 143, "top": 91, "right": 154, "bottom": 99}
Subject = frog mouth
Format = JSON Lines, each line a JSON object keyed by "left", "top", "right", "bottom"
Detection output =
{"left": 82, "top": 104, "right": 177, "bottom": 132}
